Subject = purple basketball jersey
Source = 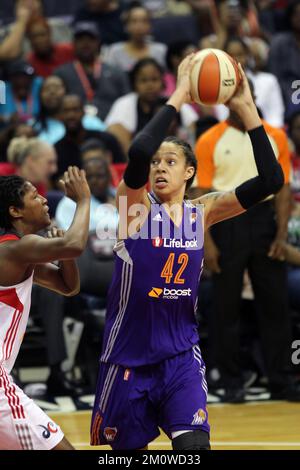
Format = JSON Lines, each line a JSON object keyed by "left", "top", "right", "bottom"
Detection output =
{"left": 101, "top": 193, "right": 205, "bottom": 366}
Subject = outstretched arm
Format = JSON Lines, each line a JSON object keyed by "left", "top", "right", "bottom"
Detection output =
{"left": 117, "top": 53, "right": 195, "bottom": 209}
{"left": 192, "top": 65, "right": 284, "bottom": 228}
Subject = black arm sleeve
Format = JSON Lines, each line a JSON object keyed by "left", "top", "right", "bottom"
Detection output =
{"left": 235, "top": 125, "right": 284, "bottom": 210}
{"left": 123, "top": 104, "right": 177, "bottom": 189}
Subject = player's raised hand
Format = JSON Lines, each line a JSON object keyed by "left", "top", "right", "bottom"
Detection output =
{"left": 59, "top": 166, "right": 91, "bottom": 203}
{"left": 226, "top": 63, "right": 253, "bottom": 113}
{"left": 176, "top": 53, "right": 195, "bottom": 104}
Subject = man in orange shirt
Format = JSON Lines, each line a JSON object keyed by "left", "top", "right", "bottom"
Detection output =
{"left": 194, "top": 97, "right": 295, "bottom": 402}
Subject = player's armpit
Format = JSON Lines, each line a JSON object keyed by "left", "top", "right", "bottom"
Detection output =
{"left": 6, "top": 233, "right": 85, "bottom": 265}
{"left": 117, "top": 180, "right": 150, "bottom": 209}
{"left": 195, "top": 190, "right": 245, "bottom": 228}
{"left": 116, "top": 180, "right": 151, "bottom": 240}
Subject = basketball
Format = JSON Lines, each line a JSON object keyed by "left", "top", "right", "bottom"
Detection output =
{"left": 190, "top": 49, "right": 241, "bottom": 105}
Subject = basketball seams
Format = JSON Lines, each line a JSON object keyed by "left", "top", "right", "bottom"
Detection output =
{"left": 190, "top": 49, "right": 239, "bottom": 105}
{"left": 198, "top": 52, "right": 220, "bottom": 105}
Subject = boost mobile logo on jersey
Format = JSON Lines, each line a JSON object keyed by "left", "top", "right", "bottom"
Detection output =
{"left": 152, "top": 237, "right": 198, "bottom": 249}
{"left": 148, "top": 287, "right": 192, "bottom": 300}
{"left": 148, "top": 287, "right": 163, "bottom": 298}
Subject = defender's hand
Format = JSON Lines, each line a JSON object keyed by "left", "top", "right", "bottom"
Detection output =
{"left": 59, "top": 166, "right": 91, "bottom": 203}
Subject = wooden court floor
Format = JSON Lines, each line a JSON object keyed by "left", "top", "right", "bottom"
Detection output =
{"left": 50, "top": 401, "right": 300, "bottom": 450}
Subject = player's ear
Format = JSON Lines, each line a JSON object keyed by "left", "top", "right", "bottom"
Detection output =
{"left": 9, "top": 205, "right": 24, "bottom": 222}
{"left": 184, "top": 166, "right": 195, "bottom": 181}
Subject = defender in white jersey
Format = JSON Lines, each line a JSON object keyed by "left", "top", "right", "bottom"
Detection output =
{"left": 0, "top": 166, "right": 91, "bottom": 450}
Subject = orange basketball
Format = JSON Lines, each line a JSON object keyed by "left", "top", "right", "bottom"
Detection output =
{"left": 190, "top": 49, "right": 241, "bottom": 105}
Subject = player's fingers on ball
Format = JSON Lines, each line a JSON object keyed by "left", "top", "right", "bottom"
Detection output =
{"left": 238, "top": 63, "right": 247, "bottom": 82}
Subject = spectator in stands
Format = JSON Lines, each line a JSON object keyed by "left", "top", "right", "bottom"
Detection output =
{"left": 15, "top": 0, "right": 73, "bottom": 44}
{"left": 5, "top": 136, "right": 57, "bottom": 195}
{"left": 54, "top": 22, "right": 130, "bottom": 120}
{"left": 255, "top": 0, "right": 289, "bottom": 36}
{"left": 0, "top": 118, "right": 36, "bottom": 161}
{"left": 80, "top": 139, "right": 111, "bottom": 164}
{"left": 80, "top": 138, "right": 127, "bottom": 187}
{"left": 54, "top": 95, "right": 126, "bottom": 182}
{"left": 194, "top": 90, "right": 295, "bottom": 402}
{"left": 0, "top": 1, "right": 33, "bottom": 61}
{"left": 214, "top": 37, "right": 285, "bottom": 127}
{"left": 163, "top": 41, "right": 198, "bottom": 98}
{"left": 104, "top": 1, "right": 167, "bottom": 72}
{"left": 106, "top": 57, "right": 198, "bottom": 153}
{"left": 32, "top": 76, "right": 106, "bottom": 145}
{"left": 185, "top": 0, "right": 220, "bottom": 37}
{"left": 27, "top": 17, "right": 74, "bottom": 78}
{"left": 74, "top": 0, "right": 127, "bottom": 46}
{"left": 56, "top": 156, "right": 118, "bottom": 299}
{"left": 135, "top": 0, "right": 191, "bottom": 16}
{"left": 0, "top": 60, "right": 42, "bottom": 123}
{"left": 200, "top": 0, "right": 261, "bottom": 49}
{"left": 269, "top": 0, "right": 300, "bottom": 114}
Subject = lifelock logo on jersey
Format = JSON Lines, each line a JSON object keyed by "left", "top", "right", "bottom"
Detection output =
{"left": 152, "top": 237, "right": 198, "bottom": 249}
{"left": 148, "top": 287, "right": 192, "bottom": 300}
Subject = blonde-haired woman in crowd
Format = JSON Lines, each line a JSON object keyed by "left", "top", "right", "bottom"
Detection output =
{"left": 6, "top": 137, "right": 57, "bottom": 195}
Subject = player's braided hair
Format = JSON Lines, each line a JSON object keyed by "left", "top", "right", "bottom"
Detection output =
{"left": 0, "top": 176, "right": 26, "bottom": 230}
{"left": 163, "top": 136, "right": 197, "bottom": 190}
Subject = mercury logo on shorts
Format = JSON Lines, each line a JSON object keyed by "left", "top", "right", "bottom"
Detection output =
{"left": 104, "top": 427, "right": 118, "bottom": 442}
{"left": 152, "top": 237, "right": 198, "bottom": 249}
{"left": 191, "top": 409, "right": 207, "bottom": 426}
{"left": 148, "top": 287, "right": 192, "bottom": 300}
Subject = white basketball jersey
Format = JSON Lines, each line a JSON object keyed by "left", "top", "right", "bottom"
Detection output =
{"left": 0, "top": 235, "right": 33, "bottom": 373}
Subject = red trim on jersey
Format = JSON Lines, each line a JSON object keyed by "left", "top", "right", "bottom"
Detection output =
{"left": 0, "top": 366, "right": 25, "bottom": 420}
{"left": 0, "top": 234, "right": 20, "bottom": 243}
{"left": 6, "top": 310, "right": 22, "bottom": 360}
{"left": 0, "top": 290, "right": 24, "bottom": 364}
{"left": 0, "top": 288, "right": 24, "bottom": 312}
{"left": 4, "top": 309, "right": 18, "bottom": 360}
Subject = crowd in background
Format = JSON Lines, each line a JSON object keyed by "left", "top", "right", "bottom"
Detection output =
{"left": 1, "top": 0, "right": 300, "bottom": 401}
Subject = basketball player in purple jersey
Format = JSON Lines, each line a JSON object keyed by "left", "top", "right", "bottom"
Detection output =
{"left": 91, "top": 56, "right": 284, "bottom": 450}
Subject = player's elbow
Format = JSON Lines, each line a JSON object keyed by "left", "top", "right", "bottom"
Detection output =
{"left": 64, "top": 285, "right": 80, "bottom": 297}
{"left": 268, "top": 166, "right": 284, "bottom": 194}
{"left": 63, "top": 239, "right": 86, "bottom": 258}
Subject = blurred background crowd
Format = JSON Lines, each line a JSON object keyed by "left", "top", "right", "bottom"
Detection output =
{"left": 1, "top": 0, "right": 300, "bottom": 404}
